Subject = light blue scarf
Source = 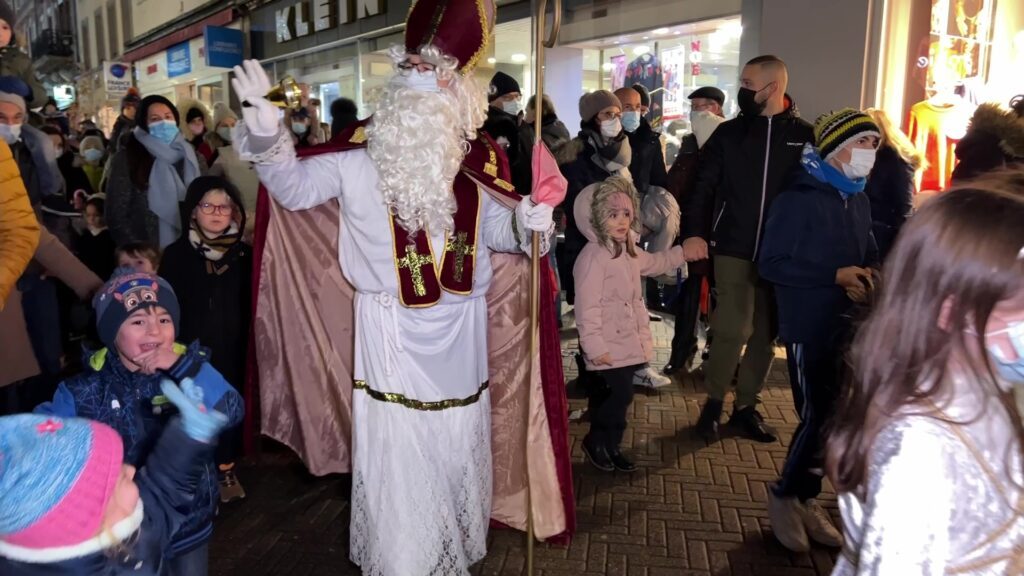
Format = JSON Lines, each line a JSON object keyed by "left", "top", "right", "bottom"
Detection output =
{"left": 132, "top": 125, "right": 201, "bottom": 247}
{"left": 800, "top": 143, "right": 866, "bottom": 198}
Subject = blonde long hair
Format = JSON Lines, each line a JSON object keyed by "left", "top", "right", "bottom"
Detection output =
{"left": 590, "top": 176, "right": 640, "bottom": 259}
{"left": 866, "top": 108, "right": 927, "bottom": 172}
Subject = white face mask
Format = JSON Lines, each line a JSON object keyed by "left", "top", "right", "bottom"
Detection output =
{"left": 502, "top": 99, "right": 521, "bottom": 116}
{"left": 600, "top": 118, "right": 622, "bottom": 139}
{"left": 841, "top": 147, "right": 877, "bottom": 180}
{"left": 0, "top": 123, "right": 22, "bottom": 144}
{"left": 689, "top": 110, "right": 725, "bottom": 149}
{"left": 402, "top": 69, "right": 440, "bottom": 93}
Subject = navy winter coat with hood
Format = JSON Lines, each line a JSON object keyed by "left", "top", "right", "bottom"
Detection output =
{"left": 36, "top": 342, "right": 244, "bottom": 557}
{"left": 758, "top": 167, "right": 878, "bottom": 343}
{"left": 0, "top": 423, "right": 214, "bottom": 575}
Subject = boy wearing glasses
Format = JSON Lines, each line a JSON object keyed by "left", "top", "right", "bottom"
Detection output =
{"left": 159, "top": 175, "right": 252, "bottom": 504}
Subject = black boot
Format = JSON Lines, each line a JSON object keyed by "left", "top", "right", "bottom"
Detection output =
{"left": 607, "top": 447, "right": 637, "bottom": 472}
{"left": 695, "top": 398, "right": 723, "bottom": 441}
{"left": 728, "top": 405, "right": 777, "bottom": 443}
{"left": 582, "top": 435, "right": 614, "bottom": 472}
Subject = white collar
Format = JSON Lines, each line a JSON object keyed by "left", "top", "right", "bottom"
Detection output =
{"left": 0, "top": 500, "right": 144, "bottom": 564}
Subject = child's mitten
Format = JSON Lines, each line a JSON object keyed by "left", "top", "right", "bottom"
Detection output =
{"left": 160, "top": 378, "right": 229, "bottom": 443}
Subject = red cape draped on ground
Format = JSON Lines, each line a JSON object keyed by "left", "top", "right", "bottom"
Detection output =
{"left": 242, "top": 123, "right": 575, "bottom": 542}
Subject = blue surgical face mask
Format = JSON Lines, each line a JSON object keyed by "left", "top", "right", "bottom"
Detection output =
{"left": 147, "top": 120, "right": 179, "bottom": 145}
{"left": 291, "top": 122, "right": 308, "bottom": 135}
{"left": 82, "top": 148, "right": 104, "bottom": 163}
{"left": 621, "top": 111, "right": 641, "bottom": 133}
{"left": 986, "top": 322, "right": 1024, "bottom": 383}
{"left": 402, "top": 69, "right": 440, "bottom": 93}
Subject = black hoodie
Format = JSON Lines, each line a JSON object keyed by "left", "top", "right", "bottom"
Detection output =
{"left": 158, "top": 176, "right": 251, "bottom": 389}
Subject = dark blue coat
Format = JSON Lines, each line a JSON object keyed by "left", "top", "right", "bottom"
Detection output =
{"left": 758, "top": 168, "right": 878, "bottom": 343}
{"left": 0, "top": 423, "right": 214, "bottom": 575}
{"left": 36, "top": 342, "right": 243, "bottom": 557}
{"left": 863, "top": 145, "right": 914, "bottom": 262}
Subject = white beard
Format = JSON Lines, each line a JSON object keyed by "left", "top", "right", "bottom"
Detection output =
{"left": 366, "top": 77, "right": 481, "bottom": 236}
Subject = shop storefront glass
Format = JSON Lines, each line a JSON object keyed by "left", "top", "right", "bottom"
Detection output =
{"left": 874, "top": 0, "right": 1023, "bottom": 190}
{"left": 567, "top": 16, "right": 742, "bottom": 163}
{"left": 252, "top": 0, "right": 742, "bottom": 160}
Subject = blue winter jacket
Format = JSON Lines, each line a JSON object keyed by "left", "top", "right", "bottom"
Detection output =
{"left": 758, "top": 168, "right": 878, "bottom": 344}
{"left": 35, "top": 342, "right": 244, "bottom": 557}
{"left": 0, "top": 423, "right": 213, "bottom": 575}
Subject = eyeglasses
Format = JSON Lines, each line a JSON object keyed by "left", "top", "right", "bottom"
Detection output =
{"left": 598, "top": 111, "right": 622, "bottom": 121}
{"left": 198, "top": 202, "right": 233, "bottom": 216}
{"left": 396, "top": 60, "right": 437, "bottom": 74}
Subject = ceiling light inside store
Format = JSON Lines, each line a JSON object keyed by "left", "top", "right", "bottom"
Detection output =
{"left": 511, "top": 53, "right": 527, "bottom": 63}
{"left": 653, "top": 28, "right": 669, "bottom": 35}
{"left": 642, "top": 36, "right": 649, "bottom": 40}
{"left": 632, "top": 45, "right": 650, "bottom": 56}
{"left": 487, "top": 57, "right": 496, "bottom": 64}
{"left": 720, "top": 22, "right": 743, "bottom": 38}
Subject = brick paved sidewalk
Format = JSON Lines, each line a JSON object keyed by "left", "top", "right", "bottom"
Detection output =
{"left": 210, "top": 315, "right": 840, "bottom": 576}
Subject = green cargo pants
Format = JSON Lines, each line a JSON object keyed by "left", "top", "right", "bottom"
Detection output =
{"left": 703, "top": 255, "right": 777, "bottom": 408}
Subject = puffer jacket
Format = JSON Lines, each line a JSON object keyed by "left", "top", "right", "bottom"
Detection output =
{"left": 682, "top": 96, "right": 814, "bottom": 261}
{"left": 0, "top": 423, "right": 214, "bottom": 575}
{"left": 558, "top": 135, "right": 627, "bottom": 303}
{"left": 0, "top": 44, "right": 48, "bottom": 109}
{"left": 758, "top": 166, "right": 878, "bottom": 343}
{"left": 572, "top": 184, "right": 685, "bottom": 371}
{"left": 36, "top": 342, "right": 244, "bottom": 557}
{"left": 0, "top": 140, "right": 38, "bottom": 307}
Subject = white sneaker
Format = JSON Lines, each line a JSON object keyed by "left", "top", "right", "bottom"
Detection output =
{"left": 633, "top": 366, "right": 673, "bottom": 389}
{"left": 768, "top": 491, "right": 810, "bottom": 552}
{"left": 799, "top": 499, "right": 843, "bottom": 548}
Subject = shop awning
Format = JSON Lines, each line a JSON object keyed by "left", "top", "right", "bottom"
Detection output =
{"left": 122, "top": 7, "right": 234, "bottom": 63}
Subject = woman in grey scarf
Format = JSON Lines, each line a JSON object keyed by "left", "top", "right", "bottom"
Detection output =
{"left": 106, "top": 95, "right": 202, "bottom": 249}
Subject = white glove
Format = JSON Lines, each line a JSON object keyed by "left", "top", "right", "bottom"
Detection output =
{"left": 230, "top": 60, "right": 279, "bottom": 137}
{"left": 516, "top": 195, "right": 554, "bottom": 233}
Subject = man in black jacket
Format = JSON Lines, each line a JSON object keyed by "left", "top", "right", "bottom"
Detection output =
{"left": 482, "top": 71, "right": 532, "bottom": 195}
{"left": 614, "top": 86, "right": 668, "bottom": 196}
{"left": 681, "top": 55, "right": 814, "bottom": 443}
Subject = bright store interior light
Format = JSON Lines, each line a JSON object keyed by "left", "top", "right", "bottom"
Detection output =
{"left": 653, "top": 28, "right": 670, "bottom": 35}
{"left": 487, "top": 57, "right": 496, "bottom": 64}
{"left": 510, "top": 53, "right": 527, "bottom": 63}
{"left": 632, "top": 45, "right": 650, "bottom": 56}
{"left": 601, "top": 62, "right": 614, "bottom": 71}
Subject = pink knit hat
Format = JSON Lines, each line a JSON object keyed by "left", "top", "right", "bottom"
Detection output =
{"left": 0, "top": 415, "right": 125, "bottom": 550}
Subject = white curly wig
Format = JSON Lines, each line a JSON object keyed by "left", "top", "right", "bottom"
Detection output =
{"left": 366, "top": 44, "right": 488, "bottom": 235}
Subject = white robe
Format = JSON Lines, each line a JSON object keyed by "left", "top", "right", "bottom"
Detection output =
{"left": 241, "top": 129, "right": 524, "bottom": 575}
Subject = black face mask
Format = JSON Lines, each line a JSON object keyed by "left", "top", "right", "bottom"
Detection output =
{"left": 737, "top": 84, "right": 771, "bottom": 117}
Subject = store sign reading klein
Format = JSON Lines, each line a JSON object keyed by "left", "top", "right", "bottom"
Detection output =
{"left": 275, "top": 0, "right": 386, "bottom": 43}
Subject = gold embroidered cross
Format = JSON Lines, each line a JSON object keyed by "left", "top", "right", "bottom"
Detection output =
{"left": 397, "top": 244, "right": 433, "bottom": 297}
{"left": 445, "top": 232, "right": 475, "bottom": 283}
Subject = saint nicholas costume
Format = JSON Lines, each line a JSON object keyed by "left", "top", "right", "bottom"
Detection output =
{"left": 234, "top": 1, "right": 575, "bottom": 574}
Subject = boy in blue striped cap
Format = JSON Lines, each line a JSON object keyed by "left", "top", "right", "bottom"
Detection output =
{"left": 758, "top": 108, "right": 881, "bottom": 553}
{"left": 34, "top": 267, "right": 243, "bottom": 575}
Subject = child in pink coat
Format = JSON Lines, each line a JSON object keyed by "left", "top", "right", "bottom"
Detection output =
{"left": 573, "top": 176, "right": 686, "bottom": 472}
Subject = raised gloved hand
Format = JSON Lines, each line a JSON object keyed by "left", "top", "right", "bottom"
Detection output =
{"left": 230, "top": 60, "right": 279, "bottom": 137}
{"left": 516, "top": 195, "right": 555, "bottom": 233}
{"left": 160, "top": 378, "right": 229, "bottom": 443}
